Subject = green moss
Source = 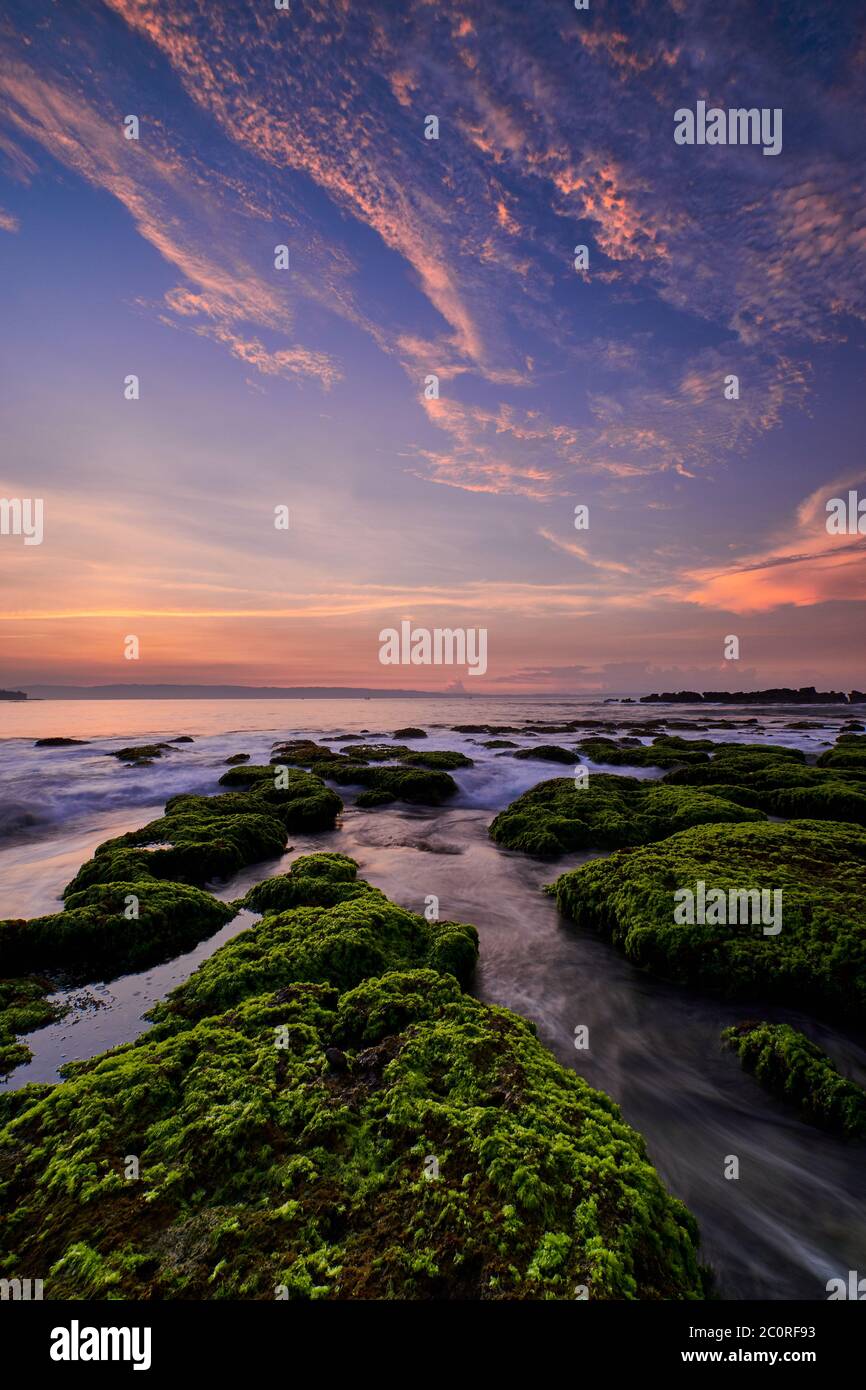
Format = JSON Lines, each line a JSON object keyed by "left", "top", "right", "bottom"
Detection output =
{"left": 218, "top": 764, "right": 280, "bottom": 787}
{"left": 315, "top": 762, "right": 458, "bottom": 805}
{"left": 0, "top": 854, "right": 702, "bottom": 1300}
{"left": 817, "top": 733, "right": 866, "bottom": 772}
{"left": 344, "top": 743, "right": 410, "bottom": 762}
{"left": 243, "top": 855, "right": 365, "bottom": 913}
{"left": 393, "top": 728, "right": 426, "bottom": 739}
{"left": 0, "top": 768, "right": 338, "bottom": 1076}
{"left": 109, "top": 744, "right": 173, "bottom": 763}
{"left": 402, "top": 749, "right": 473, "bottom": 769}
{"left": 660, "top": 747, "right": 866, "bottom": 826}
{"left": 355, "top": 788, "right": 398, "bottom": 807}
{"left": 722, "top": 1021, "right": 866, "bottom": 1137}
{"left": 147, "top": 863, "right": 478, "bottom": 1026}
{"left": 269, "top": 740, "right": 349, "bottom": 767}
{"left": 694, "top": 769, "right": 866, "bottom": 826}
{"left": 489, "top": 775, "right": 765, "bottom": 856}
{"left": 513, "top": 745, "right": 579, "bottom": 764}
{"left": 63, "top": 799, "right": 288, "bottom": 896}
{"left": 217, "top": 766, "right": 343, "bottom": 831}
{"left": 662, "top": 743, "right": 806, "bottom": 786}
{"left": 64, "top": 772, "right": 340, "bottom": 904}
{"left": 1, "top": 881, "right": 235, "bottom": 980}
{"left": 577, "top": 736, "right": 714, "bottom": 769}
{"left": 0, "top": 981, "right": 65, "bottom": 1078}
{"left": 549, "top": 820, "right": 866, "bottom": 1024}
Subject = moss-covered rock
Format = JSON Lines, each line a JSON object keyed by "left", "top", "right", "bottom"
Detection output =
{"left": 549, "top": 821, "right": 866, "bottom": 1024}
{"left": 148, "top": 866, "right": 478, "bottom": 1027}
{"left": 0, "top": 777, "right": 337, "bottom": 1078}
{"left": 0, "top": 881, "right": 235, "bottom": 980}
{"left": 242, "top": 855, "right": 365, "bottom": 914}
{"left": 662, "top": 743, "right": 806, "bottom": 786}
{"left": 393, "top": 727, "right": 426, "bottom": 739}
{"left": 269, "top": 740, "right": 349, "bottom": 767}
{"left": 34, "top": 738, "right": 89, "bottom": 748}
{"left": 216, "top": 766, "right": 343, "bottom": 832}
{"left": 817, "top": 733, "right": 866, "bottom": 772}
{"left": 315, "top": 762, "right": 458, "bottom": 805}
{"left": 0, "top": 981, "right": 64, "bottom": 1077}
{"left": 402, "top": 749, "right": 473, "bottom": 770}
{"left": 692, "top": 767, "right": 866, "bottom": 826}
{"left": 355, "top": 788, "right": 399, "bottom": 807}
{"left": 63, "top": 798, "right": 288, "bottom": 897}
{"left": 577, "top": 736, "right": 714, "bottom": 769}
{"left": 490, "top": 775, "right": 765, "bottom": 856}
{"left": 0, "top": 854, "right": 703, "bottom": 1300}
{"left": 224, "top": 753, "right": 251, "bottom": 765}
{"left": 722, "top": 1020, "right": 866, "bottom": 1137}
{"left": 513, "top": 745, "right": 580, "bottom": 764}
{"left": 108, "top": 744, "right": 173, "bottom": 763}
{"left": 343, "top": 743, "right": 410, "bottom": 762}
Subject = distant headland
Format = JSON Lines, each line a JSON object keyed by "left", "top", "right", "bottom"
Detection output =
{"left": 0, "top": 689, "right": 28, "bottom": 701}
{"left": 639, "top": 687, "right": 866, "bottom": 705}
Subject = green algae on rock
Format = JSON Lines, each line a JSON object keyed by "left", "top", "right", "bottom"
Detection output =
{"left": 108, "top": 743, "right": 174, "bottom": 763}
{"left": 0, "top": 980, "right": 65, "bottom": 1077}
{"left": 341, "top": 743, "right": 411, "bottom": 761}
{"left": 313, "top": 761, "right": 458, "bottom": 805}
{"left": 269, "top": 739, "right": 350, "bottom": 767}
{"left": 242, "top": 854, "right": 366, "bottom": 913}
{"left": 216, "top": 767, "right": 343, "bottom": 831}
{"left": 0, "top": 881, "right": 235, "bottom": 980}
{"left": 549, "top": 820, "right": 866, "bottom": 1024}
{"left": 0, "top": 853, "right": 704, "bottom": 1300}
{"left": 722, "top": 1021, "right": 866, "bottom": 1137}
{"left": 489, "top": 774, "right": 766, "bottom": 857}
{"left": 662, "top": 743, "right": 806, "bottom": 786}
{"left": 63, "top": 769, "right": 340, "bottom": 899}
{"left": 63, "top": 798, "right": 288, "bottom": 896}
{"left": 577, "top": 736, "right": 714, "bottom": 769}
{"left": 402, "top": 749, "right": 473, "bottom": 770}
{"left": 392, "top": 727, "right": 426, "bottom": 739}
{"left": 817, "top": 733, "right": 866, "bottom": 773}
{"left": 148, "top": 862, "right": 478, "bottom": 1027}
{"left": 687, "top": 766, "right": 866, "bottom": 826}
{"left": 513, "top": 745, "right": 580, "bottom": 764}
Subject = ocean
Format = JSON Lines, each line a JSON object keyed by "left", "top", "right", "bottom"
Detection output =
{"left": 1, "top": 695, "right": 864, "bottom": 1300}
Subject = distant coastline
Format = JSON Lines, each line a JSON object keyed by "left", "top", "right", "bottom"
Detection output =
{"left": 6, "top": 682, "right": 866, "bottom": 703}
{"left": 639, "top": 686, "right": 866, "bottom": 705}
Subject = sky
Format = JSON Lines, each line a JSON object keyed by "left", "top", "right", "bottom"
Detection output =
{"left": 0, "top": 0, "right": 864, "bottom": 694}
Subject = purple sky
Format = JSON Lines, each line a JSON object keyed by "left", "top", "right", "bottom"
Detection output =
{"left": 1, "top": 0, "right": 864, "bottom": 693}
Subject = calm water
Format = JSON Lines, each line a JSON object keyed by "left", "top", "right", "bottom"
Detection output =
{"left": 1, "top": 695, "right": 864, "bottom": 1300}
